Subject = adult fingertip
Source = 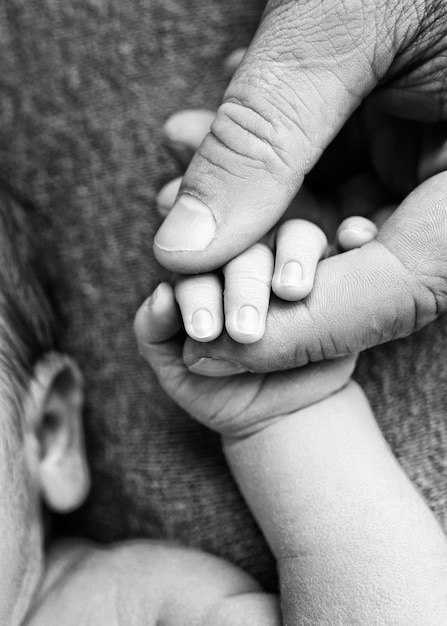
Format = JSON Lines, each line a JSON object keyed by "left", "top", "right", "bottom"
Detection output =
{"left": 224, "top": 48, "right": 247, "bottom": 78}
{"left": 164, "top": 109, "right": 215, "bottom": 165}
{"left": 154, "top": 195, "right": 216, "bottom": 253}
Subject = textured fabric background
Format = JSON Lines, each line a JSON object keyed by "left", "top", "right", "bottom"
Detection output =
{"left": 0, "top": 0, "right": 446, "bottom": 591}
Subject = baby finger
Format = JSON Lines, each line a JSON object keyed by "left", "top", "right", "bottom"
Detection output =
{"left": 175, "top": 273, "right": 223, "bottom": 342}
{"left": 272, "top": 219, "right": 327, "bottom": 301}
{"left": 223, "top": 243, "right": 274, "bottom": 344}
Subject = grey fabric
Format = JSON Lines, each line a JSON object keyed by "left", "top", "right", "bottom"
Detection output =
{"left": 0, "top": 0, "right": 446, "bottom": 591}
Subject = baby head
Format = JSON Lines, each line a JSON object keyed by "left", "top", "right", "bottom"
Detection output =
{"left": 0, "top": 191, "right": 89, "bottom": 625}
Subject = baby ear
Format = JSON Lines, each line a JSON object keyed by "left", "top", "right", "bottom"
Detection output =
{"left": 25, "top": 353, "right": 90, "bottom": 513}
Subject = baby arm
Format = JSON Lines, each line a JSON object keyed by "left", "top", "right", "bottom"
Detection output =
{"left": 137, "top": 286, "right": 447, "bottom": 624}
{"left": 226, "top": 381, "right": 447, "bottom": 625}
{"left": 136, "top": 222, "right": 447, "bottom": 624}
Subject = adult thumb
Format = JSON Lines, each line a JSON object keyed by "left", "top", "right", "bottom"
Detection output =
{"left": 183, "top": 173, "right": 447, "bottom": 374}
{"left": 154, "top": 0, "right": 405, "bottom": 273}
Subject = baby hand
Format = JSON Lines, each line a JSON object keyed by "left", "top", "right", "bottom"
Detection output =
{"left": 134, "top": 279, "right": 356, "bottom": 437}
{"left": 137, "top": 196, "right": 378, "bottom": 436}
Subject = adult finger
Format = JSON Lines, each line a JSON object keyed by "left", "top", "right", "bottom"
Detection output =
{"left": 224, "top": 48, "right": 247, "bottom": 79}
{"left": 154, "top": 0, "right": 416, "bottom": 273}
{"left": 183, "top": 173, "right": 447, "bottom": 374}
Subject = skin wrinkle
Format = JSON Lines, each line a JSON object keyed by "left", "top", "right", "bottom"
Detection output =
{"left": 380, "top": 0, "right": 447, "bottom": 117}
{"left": 346, "top": 262, "right": 417, "bottom": 342}
{"left": 212, "top": 384, "right": 263, "bottom": 436}
{"left": 216, "top": 99, "right": 295, "bottom": 172}
{"left": 190, "top": 381, "right": 230, "bottom": 423}
{"left": 379, "top": 213, "right": 447, "bottom": 321}
{"left": 226, "top": 4, "right": 383, "bottom": 183}
{"left": 274, "top": 248, "right": 417, "bottom": 366}
{"left": 371, "top": 17, "right": 397, "bottom": 79}
{"left": 262, "top": 67, "right": 331, "bottom": 146}
{"left": 204, "top": 122, "right": 273, "bottom": 175}
{"left": 191, "top": 145, "right": 252, "bottom": 181}
{"left": 396, "top": 40, "right": 447, "bottom": 88}
{"left": 412, "top": 0, "right": 447, "bottom": 50}
{"left": 186, "top": 357, "right": 357, "bottom": 438}
{"left": 267, "top": 0, "right": 381, "bottom": 61}
{"left": 261, "top": 16, "right": 374, "bottom": 85}
{"left": 224, "top": 250, "right": 273, "bottom": 289}
{"left": 244, "top": 46, "right": 376, "bottom": 183}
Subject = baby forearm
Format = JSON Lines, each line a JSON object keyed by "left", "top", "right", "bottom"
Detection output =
{"left": 224, "top": 381, "right": 447, "bottom": 624}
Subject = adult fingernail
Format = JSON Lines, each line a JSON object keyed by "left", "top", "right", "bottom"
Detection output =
{"left": 189, "top": 357, "right": 247, "bottom": 377}
{"left": 192, "top": 309, "right": 214, "bottom": 339}
{"left": 154, "top": 195, "right": 216, "bottom": 251}
{"left": 279, "top": 261, "right": 303, "bottom": 286}
{"left": 236, "top": 306, "right": 259, "bottom": 334}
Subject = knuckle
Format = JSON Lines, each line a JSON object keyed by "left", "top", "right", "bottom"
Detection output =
{"left": 176, "top": 274, "right": 220, "bottom": 301}
{"left": 226, "top": 271, "right": 272, "bottom": 293}
{"left": 224, "top": 243, "right": 273, "bottom": 277}
{"left": 277, "top": 219, "right": 327, "bottom": 250}
{"left": 414, "top": 276, "right": 447, "bottom": 319}
{"left": 210, "top": 97, "right": 294, "bottom": 178}
{"left": 248, "top": 241, "right": 274, "bottom": 264}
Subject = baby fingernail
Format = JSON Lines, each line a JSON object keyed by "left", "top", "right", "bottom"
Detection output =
{"left": 154, "top": 195, "right": 216, "bottom": 251}
{"left": 192, "top": 309, "right": 214, "bottom": 339}
{"left": 146, "top": 283, "right": 164, "bottom": 313}
{"left": 189, "top": 357, "right": 247, "bottom": 377}
{"left": 236, "top": 306, "right": 259, "bottom": 335}
{"left": 279, "top": 261, "right": 303, "bottom": 286}
{"left": 338, "top": 224, "right": 378, "bottom": 250}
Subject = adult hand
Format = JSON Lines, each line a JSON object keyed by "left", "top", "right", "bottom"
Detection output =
{"left": 183, "top": 172, "right": 447, "bottom": 374}
{"left": 153, "top": 0, "right": 447, "bottom": 373}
